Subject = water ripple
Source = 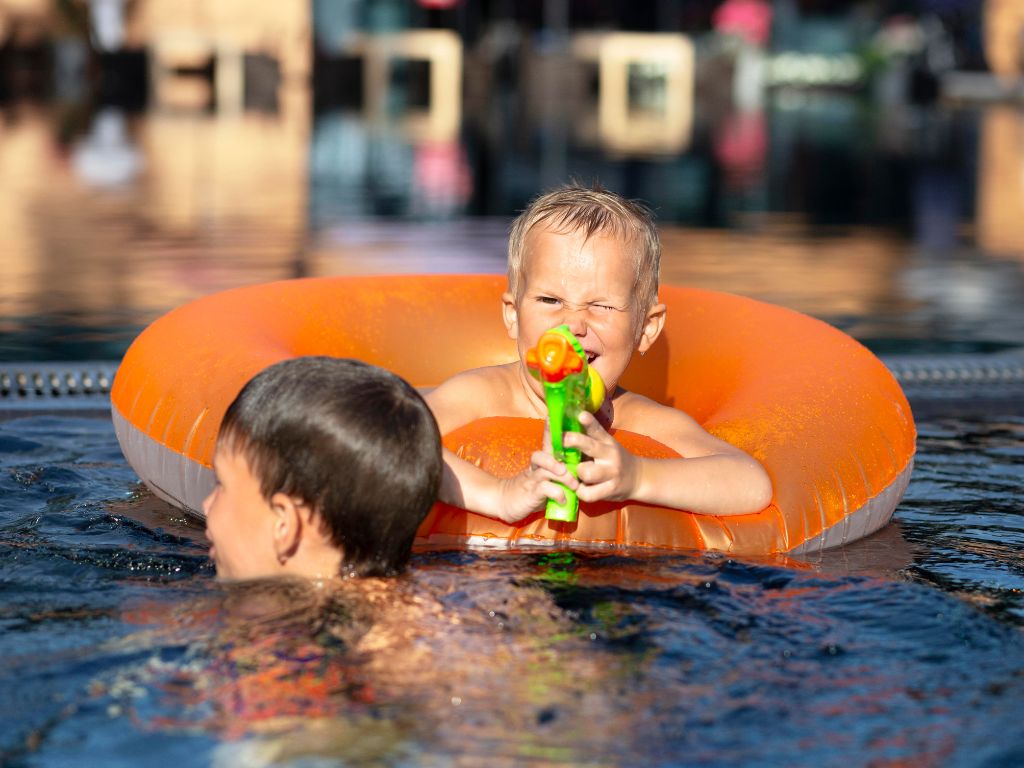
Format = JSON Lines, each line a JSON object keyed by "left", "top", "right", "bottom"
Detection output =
{"left": 1, "top": 412, "right": 1023, "bottom": 765}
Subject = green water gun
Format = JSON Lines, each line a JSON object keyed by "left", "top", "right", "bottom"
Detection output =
{"left": 526, "top": 325, "right": 606, "bottom": 522}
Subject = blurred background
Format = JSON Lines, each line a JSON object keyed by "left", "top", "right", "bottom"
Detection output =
{"left": 1, "top": 0, "right": 1023, "bottom": 362}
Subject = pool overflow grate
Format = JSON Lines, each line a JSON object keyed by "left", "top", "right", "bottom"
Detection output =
{"left": 882, "top": 350, "right": 1024, "bottom": 392}
{"left": 881, "top": 348, "right": 1024, "bottom": 417}
{"left": 0, "top": 363, "right": 117, "bottom": 407}
{"left": 0, "top": 351, "right": 1022, "bottom": 415}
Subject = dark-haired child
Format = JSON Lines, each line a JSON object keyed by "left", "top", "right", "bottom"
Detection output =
{"left": 203, "top": 356, "right": 442, "bottom": 580}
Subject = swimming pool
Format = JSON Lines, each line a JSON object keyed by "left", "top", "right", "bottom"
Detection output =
{"left": 0, "top": 406, "right": 1022, "bottom": 766}
{"left": 3, "top": 79, "right": 1024, "bottom": 765}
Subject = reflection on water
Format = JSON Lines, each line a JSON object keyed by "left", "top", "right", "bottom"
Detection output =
{"left": 978, "top": 105, "right": 1024, "bottom": 259}
{"left": 2, "top": 11, "right": 1024, "bottom": 360}
{"left": 1, "top": 16, "right": 1024, "bottom": 360}
{"left": 900, "top": 416, "right": 1024, "bottom": 622}
{"left": 3, "top": 90, "right": 1024, "bottom": 360}
{"left": 2, "top": 11, "right": 1023, "bottom": 766}
{"left": 0, "top": 93, "right": 310, "bottom": 359}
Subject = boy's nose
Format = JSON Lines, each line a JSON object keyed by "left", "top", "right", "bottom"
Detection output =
{"left": 563, "top": 309, "right": 588, "bottom": 337}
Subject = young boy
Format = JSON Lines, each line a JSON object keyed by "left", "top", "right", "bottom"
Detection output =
{"left": 203, "top": 356, "right": 442, "bottom": 580}
{"left": 426, "top": 184, "right": 773, "bottom": 523}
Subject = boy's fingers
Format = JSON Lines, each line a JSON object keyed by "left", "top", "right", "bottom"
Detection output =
{"left": 574, "top": 460, "right": 601, "bottom": 485}
{"left": 576, "top": 460, "right": 618, "bottom": 488}
{"left": 542, "top": 481, "right": 570, "bottom": 504}
{"left": 529, "top": 457, "right": 579, "bottom": 491}
{"left": 563, "top": 431, "right": 600, "bottom": 455}
{"left": 576, "top": 479, "right": 616, "bottom": 503}
{"left": 529, "top": 450, "right": 567, "bottom": 475}
{"left": 545, "top": 470, "right": 580, "bottom": 490}
{"left": 578, "top": 411, "right": 612, "bottom": 441}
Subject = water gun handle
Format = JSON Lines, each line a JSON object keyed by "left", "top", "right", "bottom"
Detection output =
{"left": 525, "top": 325, "right": 606, "bottom": 523}
{"left": 544, "top": 377, "right": 583, "bottom": 522}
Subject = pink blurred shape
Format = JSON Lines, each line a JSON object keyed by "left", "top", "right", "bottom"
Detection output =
{"left": 713, "top": 0, "right": 773, "bottom": 48}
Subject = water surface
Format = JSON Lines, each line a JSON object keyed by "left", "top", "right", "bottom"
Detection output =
{"left": 3, "top": 52, "right": 1024, "bottom": 768}
{"left": 3, "top": 98, "right": 1024, "bottom": 360}
{"left": 1, "top": 412, "right": 1021, "bottom": 766}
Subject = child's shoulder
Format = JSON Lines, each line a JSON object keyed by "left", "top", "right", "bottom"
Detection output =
{"left": 613, "top": 390, "right": 741, "bottom": 460}
{"left": 425, "top": 363, "right": 521, "bottom": 432}
{"left": 431, "top": 363, "right": 518, "bottom": 397}
{"left": 612, "top": 390, "right": 703, "bottom": 438}
{"left": 614, "top": 389, "right": 684, "bottom": 414}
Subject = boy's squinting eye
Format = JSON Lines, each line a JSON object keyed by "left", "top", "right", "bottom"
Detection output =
{"left": 536, "top": 296, "right": 560, "bottom": 306}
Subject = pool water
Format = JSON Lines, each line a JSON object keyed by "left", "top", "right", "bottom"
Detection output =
{"left": 4, "top": 53, "right": 1024, "bottom": 766}
{"left": 1, "top": 410, "right": 1022, "bottom": 766}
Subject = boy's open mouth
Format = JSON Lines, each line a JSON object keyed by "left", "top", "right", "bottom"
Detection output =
{"left": 586, "top": 352, "right": 598, "bottom": 364}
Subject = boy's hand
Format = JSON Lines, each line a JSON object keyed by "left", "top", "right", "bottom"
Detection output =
{"left": 498, "top": 449, "right": 578, "bottom": 523}
{"left": 563, "top": 411, "right": 641, "bottom": 503}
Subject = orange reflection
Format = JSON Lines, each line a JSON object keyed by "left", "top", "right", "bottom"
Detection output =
{"left": 659, "top": 222, "right": 915, "bottom": 325}
{"left": 128, "top": 0, "right": 311, "bottom": 112}
{"left": 983, "top": 0, "right": 1024, "bottom": 78}
{"left": 977, "top": 106, "right": 1024, "bottom": 261}
{"left": 0, "top": 105, "right": 61, "bottom": 328}
{"left": 0, "top": 91, "right": 309, "bottom": 334}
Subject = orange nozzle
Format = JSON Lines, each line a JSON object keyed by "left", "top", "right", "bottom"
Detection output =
{"left": 527, "top": 331, "right": 583, "bottom": 382}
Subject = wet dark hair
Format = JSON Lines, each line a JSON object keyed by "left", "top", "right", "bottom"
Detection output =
{"left": 217, "top": 356, "right": 442, "bottom": 578}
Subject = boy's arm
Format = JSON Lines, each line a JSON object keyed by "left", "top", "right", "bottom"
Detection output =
{"left": 565, "top": 404, "right": 773, "bottom": 516}
{"left": 437, "top": 445, "right": 577, "bottom": 524}
{"left": 426, "top": 371, "right": 578, "bottom": 523}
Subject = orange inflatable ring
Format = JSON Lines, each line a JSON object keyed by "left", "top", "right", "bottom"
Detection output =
{"left": 111, "top": 274, "right": 915, "bottom": 556}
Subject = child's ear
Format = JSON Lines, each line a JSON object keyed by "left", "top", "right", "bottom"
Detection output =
{"left": 637, "top": 302, "right": 667, "bottom": 355}
{"left": 501, "top": 291, "right": 519, "bottom": 340}
{"left": 269, "top": 492, "right": 302, "bottom": 566}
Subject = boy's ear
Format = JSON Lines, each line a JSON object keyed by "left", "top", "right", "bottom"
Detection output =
{"left": 637, "top": 302, "right": 667, "bottom": 355}
{"left": 501, "top": 291, "right": 519, "bottom": 340}
{"left": 269, "top": 492, "right": 302, "bottom": 566}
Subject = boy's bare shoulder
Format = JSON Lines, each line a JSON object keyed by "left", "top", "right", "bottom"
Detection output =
{"left": 429, "top": 364, "right": 516, "bottom": 399}
{"left": 426, "top": 364, "right": 521, "bottom": 433}
{"left": 613, "top": 391, "right": 734, "bottom": 459}
{"left": 613, "top": 391, "right": 698, "bottom": 431}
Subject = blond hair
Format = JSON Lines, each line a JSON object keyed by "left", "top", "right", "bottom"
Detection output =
{"left": 507, "top": 183, "right": 661, "bottom": 316}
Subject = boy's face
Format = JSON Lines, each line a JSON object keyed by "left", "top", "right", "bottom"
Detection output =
{"left": 504, "top": 225, "right": 659, "bottom": 396}
{"left": 203, "top": 445, "right": 282, "bottom": 580}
